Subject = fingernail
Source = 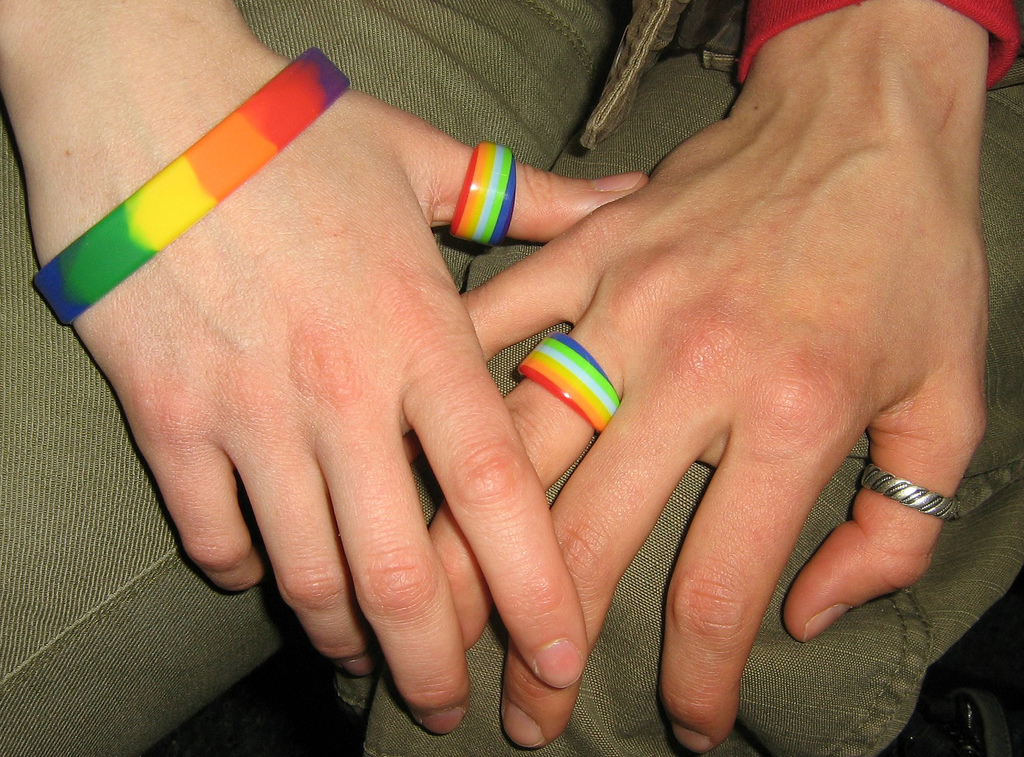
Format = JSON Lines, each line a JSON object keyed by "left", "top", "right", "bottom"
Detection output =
{"left": 502, "top": 701, "right": 545, "bottom": 747}
{"left": 802, "top": 604, "right": 852, "bottom": 641}
{"left": 335, "top": 654, "right": 374, "bottom": 676}
{"left": 672, "top": 725, "right": 714, "bottom": 753}
{"left": 532, "top": 639, "right": 583, "bottom": 689}
{"left": 416, "top": 707, "right": 466, "bottom": 735}
{"left": 590, "top": 171, "right": 645, "bottom": 192}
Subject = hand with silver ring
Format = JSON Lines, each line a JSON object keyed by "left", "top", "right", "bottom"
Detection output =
{"left": 861, "top": 463, "right": 959, "bottom": 521}
{"left": 431, "top": 0, "right": 990, "bottom": 750}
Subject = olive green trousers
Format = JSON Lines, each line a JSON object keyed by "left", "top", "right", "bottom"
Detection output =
{"left": 2, "top": 1, "right": 1022, "bottom": 755}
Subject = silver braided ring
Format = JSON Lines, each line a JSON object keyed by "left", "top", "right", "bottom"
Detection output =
{"left": 861, "top": 463, "right": 959, "bottom": 521}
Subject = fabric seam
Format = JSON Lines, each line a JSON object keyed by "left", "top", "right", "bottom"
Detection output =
{"left": 1, "top": 546, "right": 181, "bottom": 688}
{"left": 837, "top": 589, "right": 929, "bottom": 756}
{"left": 585, "top": 1, "right": 673, "bottom": 130}
{"left": 510, "top": 0, "right": 593, "bottom": 71}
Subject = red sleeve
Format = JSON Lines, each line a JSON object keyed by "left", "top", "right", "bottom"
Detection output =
{"left": 738, "top": 0, "right": 1021, "bottom": 87}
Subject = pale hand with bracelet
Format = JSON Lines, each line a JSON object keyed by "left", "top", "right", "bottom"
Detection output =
{"left": 0, "top": 0, "right": 646, "bottom": 735}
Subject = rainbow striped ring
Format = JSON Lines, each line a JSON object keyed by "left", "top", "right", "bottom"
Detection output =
{"left": 519, "top": 333, "right": 620, "bottom": 432}
{"left": 35, "top": 48, "right": 349, "bottom": 324}
{"left": 450, "top": 142, "right": 516, "bottom": 245}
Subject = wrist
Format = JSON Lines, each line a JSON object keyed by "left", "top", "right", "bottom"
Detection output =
{"left": 736, "top": 0, "right": 989, "bottom": 154}
{"left": 1, "top": 0, "right": 282, "bottom": 263}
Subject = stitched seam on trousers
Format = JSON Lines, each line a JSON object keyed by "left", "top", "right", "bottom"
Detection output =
{"left": 990, "top": 88, "right": 1024, "bottom": 118}
{"left": 585, "top": 2, "right": 673, "bottom": 129}
{"left": 839, "top": 590, "right": 929, "bottom": 756}
{"left": 0, "top": 547, "right": 181, "bottom": 687}
{"left": 966, "top": 453, "right": 1024, "bottom": 481}
{"left": 510, "top": 0, "right": 593, "bottom": 72}
{"left": 964, "top": 456, "right": 1024, "bottom": 493}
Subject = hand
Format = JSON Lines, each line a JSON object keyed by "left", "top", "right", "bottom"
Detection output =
{"left": 0, "top": 0, "right": 645, "bottom": 732}
{"left": 431, "top": 0, "right": 990, "bottom": 748}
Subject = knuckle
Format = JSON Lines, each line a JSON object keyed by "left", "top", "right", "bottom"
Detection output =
{"left": 432, "top": 526, "right": 475, "bottom": 585}
{"left": 403, "top": 664, "right": 470, "bottom": 710}
{"left": 510, "top": 662, "right": 560, "bottom": 704}
{"left": 277, "top": 564, "right": 348, "bottom": 612}
{"left": 359, "top": 548, "right": 440, "bottom": 621}
{"left": 599, "top": 260, "right": 678, "bottom": 328}
{"left": 184, "top": 535, "right": 252, "bottom": 577}
{"left": 867, "top": 541, "right": 934, "bottom": 592}
{"left": 662, "top": 316, "right": 743, "bottom": 389}
{"left": 450, "top": 441, "right": 526, "bottom": 511}
{"left": 668, "top": 563, "right": 748, "bottom": 648}
{"left": 525, "top": 167, "right": 562, "bottom": 208}
{"left": 287, "top": 317, "right": 364, "bottom": 413}
{"left": 751, "top": 363, "right": 843, "bottom": 455}
{"left": 515, "top": 573, "right": 569, "bottom": 623}
{"left": 660, "top": 684, "right": 724, "bottom": 735}
{"left": 558, "top": 516, "right": 614, "bottom": 600}
{"left": 319, "top": 635, "right": 368, "bottom": 664}
{"left": 133, "top": 379, "right": 212, "bottom": 449}
{"left": 890, "top": 387, "right": 988, "bottom": 474}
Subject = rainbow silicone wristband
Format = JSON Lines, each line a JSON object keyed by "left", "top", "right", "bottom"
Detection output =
{"left": 450, "top": 142, "right": 516, "bottom": 245}
{"left": 519, "top": 333, "right": 620, "bottom": 432}
{"left": 35, "top": 48, "right": 350, "bottom": 324}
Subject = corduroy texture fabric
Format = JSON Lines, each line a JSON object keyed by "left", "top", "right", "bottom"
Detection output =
{"left": 2, "top": 2, "right": 1022, "bottom": 757}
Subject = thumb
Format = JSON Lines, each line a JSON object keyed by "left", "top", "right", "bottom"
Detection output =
{"left": 428, "top": 141, "right": 646, "bottom": 243}
{"left": 507, "top": 162, "right": 647, "bottom": 242}
{"left": 783, "top": 384, "right": 984, "bottom": 642}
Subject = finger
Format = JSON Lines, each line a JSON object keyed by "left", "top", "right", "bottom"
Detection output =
{"left": 661, "top": 434, "right": 851, "bottom": 753}
{"left": 784, "top": 386, "right": 985, "bottom": 642}
{"left": 426, "top": 139, "right": 646, "bottom": 242}
{"left": 233, "top": 441, "right": 375, "bottom": 674}
{"left": 501, "top": 641, "right": 577, "bottom": 748}
{"left": 407, "top": 340, "right": 589, "bottom": 692}
{"left": 321, "top": 416, "right": 472, "bottom": 733}
{"left": 429, "top": 504, "right": 490, "bottom": 649}
{"left": 499, "top": 430, "right": 700, "bottom": 741}
{"left": 499, "top": 380, "right": 706, "bottom": 746}
{"left": 464, "top": 237, "right": 595, "bottom": 359}
{"left": 431, "top": 375, "right": 598, "bottom": 648}
{"left": 504, "top": 162, "right": 646, "bottom": 242}
{"left": 142, "top": 441, "right": 264, "bottom": 591}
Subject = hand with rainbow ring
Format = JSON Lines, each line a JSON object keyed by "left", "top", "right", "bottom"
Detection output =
{"left": 0, "top": 0, "right": 646, "bottom": 733}
{"left": 430, "top": 0, "right": 993, "bottom": 750}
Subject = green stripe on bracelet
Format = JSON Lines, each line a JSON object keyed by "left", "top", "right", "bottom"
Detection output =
{"left": 35, "top": 48, "right": 350, "bottom": 323}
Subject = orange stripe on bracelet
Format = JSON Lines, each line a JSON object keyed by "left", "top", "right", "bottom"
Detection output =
{"left": 35, "top": 48, "right": 349, "bottom": 324}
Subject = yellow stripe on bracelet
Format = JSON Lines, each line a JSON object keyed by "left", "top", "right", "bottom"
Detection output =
{"left": 35, "top": 48, "right": 349, "bottom": 323}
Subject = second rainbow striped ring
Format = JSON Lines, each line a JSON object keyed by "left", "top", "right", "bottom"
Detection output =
{"left": 450, "top": 142, "right": 516, "bottom": 245}
{"left": 518, "top": 333, "right": 620, "bottom": 432}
